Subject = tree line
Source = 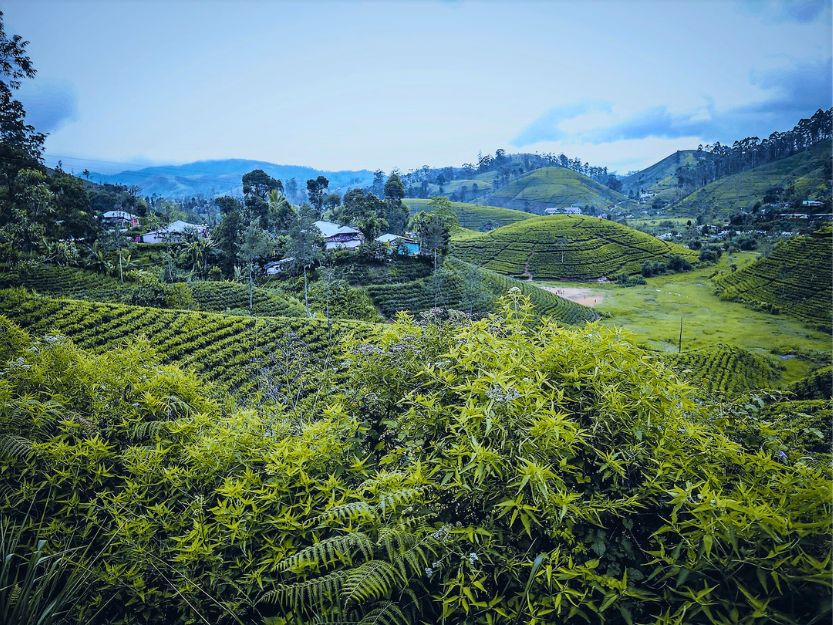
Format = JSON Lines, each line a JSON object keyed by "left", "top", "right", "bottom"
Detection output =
{"left": 675, "top": 108, "right": 832, "bottom": 192}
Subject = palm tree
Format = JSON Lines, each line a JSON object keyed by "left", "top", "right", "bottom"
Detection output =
{"left": 187, "top": 236, "right": 213, "bottom": 279}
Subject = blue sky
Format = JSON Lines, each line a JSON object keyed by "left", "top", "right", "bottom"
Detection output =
{"left": 6, "top": 0, "right": 832, "bottom": 175}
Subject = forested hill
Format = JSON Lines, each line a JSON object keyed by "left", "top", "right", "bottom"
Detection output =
{"left": 667, "top": 139, "right": 832, "bottom": 218}
{"left": 621, "top": 150, "right": 713, "bottom": 203}
{"left": 623, "top": 108, "right": 832, "bottom": 207}
{"left": 91, "top": 159, "right": 374, "bottom": 199}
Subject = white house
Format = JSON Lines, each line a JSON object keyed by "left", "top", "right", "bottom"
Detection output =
{"left": 801, "top": 199, "right": 823, "bottom": 207}
{"left": 264, "top": 258, "right": 295, "bottom": 275}
{"left": 544, "top": 206, "right": 582, "bottom": 215}
{"left": 376, "top": 233, "right": 420, "bottom": 256}
{"left": 142, "top": 220, "right": 208, "bottom": 244}
{"left": 101, "top": 210, "right": 139, "bottom": 229}
{"left": 313, "top": 220, "right": 364, "bottom": 250}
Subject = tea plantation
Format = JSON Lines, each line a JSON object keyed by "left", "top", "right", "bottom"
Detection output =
{"left": 665, "top": 344, "right": 783, "bottom": 395}
{"left": 0, "top": 263, "right": 306, "bottom": 317}
{"left": 366, "top": 258, "right": 599, "bottom": 323}
{"left": 714, "top": 225, "right": 832, "bottom": 331}
{"left": 0, "top": 289, "right": 370, "bottom": 397}
{"left": 452, "top": 215, "right": 698, "bottom": 279}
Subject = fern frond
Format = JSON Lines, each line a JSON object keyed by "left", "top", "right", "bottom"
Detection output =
{"left": 0, "top": 433, "right": 32, "bottom": 460}
{"left": 125, "top": 419, "right": 169, "bottom": 442}
{"left": 277, "top": 532, "right": 374, "bottom": 573}
{"left": 377, "top": 488, "right": 424, "bottom": 517}
{"left": 342, "top": 560, "right": 401, "bottom": 607}
{"left": 311, "top": 502, "right": 377, "bottom": 527}
{"left": 262, "top": 569, "right": 346, "bottom": 612}
{"left": 359, "top": 602, "right": 410, "bottom": 625}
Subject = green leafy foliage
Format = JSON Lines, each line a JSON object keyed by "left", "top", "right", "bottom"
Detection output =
{"left": 0, "top": 294, "right": 829, "bottom": 625}
{"left": 713, "top": 226, "right": 832, "bottom": 331}
{"left": 452, "top": 215, "right": 698, "bottom": 280}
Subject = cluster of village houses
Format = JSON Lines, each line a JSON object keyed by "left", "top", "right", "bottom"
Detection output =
{"left": 100, "top": 211, "right": 420, "bottom": 272}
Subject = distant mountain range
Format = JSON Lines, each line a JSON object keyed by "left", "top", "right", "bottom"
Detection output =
{"left": 90, "top": 159, "right": 375, "bottom": 198}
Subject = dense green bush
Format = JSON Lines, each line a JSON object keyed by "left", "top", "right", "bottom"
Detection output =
{"left": 0, "top": 296, "right": 829, "bottom": 624}
{"left": 308, "top": 278, "right": 383, "bottom": 322}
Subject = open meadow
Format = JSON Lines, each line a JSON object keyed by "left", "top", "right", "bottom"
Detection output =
{"left": 539, "top": 252, "right": 831, "bottom": 383}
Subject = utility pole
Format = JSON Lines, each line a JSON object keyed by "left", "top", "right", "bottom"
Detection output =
{"left": 678, "top": 316, "right": 683, "bottom": 353}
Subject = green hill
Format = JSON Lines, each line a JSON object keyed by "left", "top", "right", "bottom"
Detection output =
{"left": 0, "top": 289, "right": 370, "bottom": 397}
{"left": 622, "top": 150, "right": 714, "bottom": 204}
{"left": 451, "top": 215, "right": 698, "bottom": 280}
{"left": 665, "top": 344, "right": 783, "bottom": 395}
{"left": 480, "top": 167, "right": 629, "bottom": 213}
{"left": 404, "top": 198, "right": 532, "bottom": 230}
{"left": 713, "top": 226, "right": 832, "bottom": 331}
{"left": 668, "top": 140, "right": 832, "bottom": 218}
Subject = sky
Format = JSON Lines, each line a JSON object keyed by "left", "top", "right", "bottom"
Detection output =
{"left": 5, "top": 0, "right": 832, "bottom": 175}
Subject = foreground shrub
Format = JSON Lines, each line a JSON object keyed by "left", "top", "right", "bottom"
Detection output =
{"left": 0, "top": 297, "right": 830, "bottom": 624}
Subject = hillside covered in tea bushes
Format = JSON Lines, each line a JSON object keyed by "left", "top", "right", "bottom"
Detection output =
{"left": 714, "top": 226, "right": 832, "bottom": 330}
{"left": 665, "top": 344, "right": 783, "bottom": 396}
{"left": 0, "top": 289, "right": 369, "bottom": 397}
{"left": 452, "top": 215, "right": 698, "bottom": 280}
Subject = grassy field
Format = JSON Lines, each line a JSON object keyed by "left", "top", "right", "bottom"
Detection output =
{"left": 481, "top": 167, "right": 629, "bottom": 212}
{"left": 668, "top": 140, "right": 832, "bottom": 218}
{"left": 404, "top": 198, "right": 532, "bottom": 230}
{"left": 537, "top": 252, "right": 831, "bottom": 384}
{"left": 452, "top": 214, "right": 698, "bottom": 280}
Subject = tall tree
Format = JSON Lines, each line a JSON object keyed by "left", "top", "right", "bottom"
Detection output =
{"left": 0, "top": 11, "right": 45, "bottom": 204}
{"left": 243, "top": 169, "right": 283, "bottom": 225}
{"left": 287, "top": 204, "right": 324, "bottom": 317}
{"left": 212, "top": 196, "right": 243, "bottom": 275}
{"left": 266, "top": 189, "right": 295, "bottom": 234}
{"left": 306, "top": 176, "right": 329, "bottom": 216}
{"left": 238, "top": 220, "right": 274, "bottom": 312}
{"left": 383, "top": 171, "right": 405, "bottom": 204}
{"left": 370, "top": 170, "right": 386, "bottom": 197}
{"left": 383, "top": 171, "right": 408, "bottom": 235}
{"left": 409, "top": 211, "right": 450, "bottom": 271}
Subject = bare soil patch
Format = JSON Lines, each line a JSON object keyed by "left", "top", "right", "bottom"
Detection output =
{"left": 542, "top": 286, "right": 605, "bottom": 307}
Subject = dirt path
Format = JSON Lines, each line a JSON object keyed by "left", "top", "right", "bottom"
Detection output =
{"left": 541, "top": 286, "right": 605, "bottom": 307}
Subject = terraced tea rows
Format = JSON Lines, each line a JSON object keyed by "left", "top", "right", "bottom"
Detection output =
{"left": 452, "top": 215, "right": 698, "bottom": 280}
{"left": 366, "top": 258, "right": 599, "bottom": 324}
{"left": 0, "top": 263, "right": 131, "bottom": 300}
{"left": 189, "top": 280, "right": 304, "bottom": 316}
{"left": 0, "top": 264, "right": 305, "bottom": 318}
{"left": 665, "top": 344, "right": 783, "bottom": 395}
{"left": 0, "top": 289, "right": 371, "bottom": 398}
{"left": 713, "top": 226, "right": 832, "bottom": 331}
